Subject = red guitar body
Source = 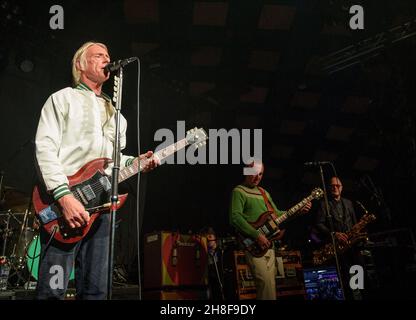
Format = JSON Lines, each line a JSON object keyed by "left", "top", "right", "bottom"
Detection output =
{"left": 32, "top": 158, "right": 127, "bottom": 244}
{"left": 238, "top": 211, "right": 285, "bottom": 257}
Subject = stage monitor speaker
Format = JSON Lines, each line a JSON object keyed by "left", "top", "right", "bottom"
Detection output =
{"left": 144, "top": 231, "right": 209, "bottom": 289}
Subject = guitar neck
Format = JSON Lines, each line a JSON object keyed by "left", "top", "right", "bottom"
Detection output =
{"left": 275, "top": 194, "right": 314, "bottom": 225}
{"left": 118, "top": 138, "right": 189, "bottom": 183}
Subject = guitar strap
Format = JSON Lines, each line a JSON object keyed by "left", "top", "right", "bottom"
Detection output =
{"left": 258, "top": 187, "right": 274, "bottom": 212}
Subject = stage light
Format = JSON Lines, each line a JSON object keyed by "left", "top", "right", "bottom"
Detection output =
{"left": 19, "top": 58, "right": 34, "bottom": 72}
{"left": 15, "top": 51, "right": 35, "bottom": 73}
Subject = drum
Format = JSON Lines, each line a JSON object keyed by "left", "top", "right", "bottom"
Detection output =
{"left": 26, "top": 235, "right": 75, "bottom": 280}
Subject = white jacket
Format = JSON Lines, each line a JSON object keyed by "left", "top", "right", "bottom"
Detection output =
{"left": 35, "top": 86, "right": 134, "bottom": 192}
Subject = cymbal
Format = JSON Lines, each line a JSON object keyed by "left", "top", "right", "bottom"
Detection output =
{"left": 0, "top": 186, "right": 31, "bottom": 211}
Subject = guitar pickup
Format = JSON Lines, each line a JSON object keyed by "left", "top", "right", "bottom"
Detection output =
{"left": 81, "top": 185, "right": 96, "bottom": 201}
{"left": 99, "top": 176, "right": 111, "bottom": 192}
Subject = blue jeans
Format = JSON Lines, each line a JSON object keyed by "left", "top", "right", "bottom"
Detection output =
{"left": 36, "top": 214, "right": 110, "bottom": 300}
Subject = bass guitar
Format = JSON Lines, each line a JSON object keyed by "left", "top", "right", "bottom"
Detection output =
{"left": 238, "top": 188, "right": 324, "bottom": 257}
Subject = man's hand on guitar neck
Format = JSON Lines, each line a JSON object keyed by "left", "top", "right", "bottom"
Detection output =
{"left": 256, "top": 234, "right": 271, "bottom": 250}
{"left": 138, "top": 151, "right": 160, "bottom": 173}
{"left": 58, "top": 194, "right": 90, "bottom": 229}
{"left": 300, "top": 201, "right": 312, "bottom": 213}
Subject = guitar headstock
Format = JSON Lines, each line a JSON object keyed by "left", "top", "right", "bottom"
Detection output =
{"left": 186, "top": 127, "right": 208, "bottom": 148}
{"left": 311, "top": 188, "right": 324, "bottom": 200}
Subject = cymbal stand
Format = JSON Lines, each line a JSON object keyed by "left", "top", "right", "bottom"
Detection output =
{"left": 1, "top": 210, "right": 12, "bottom": 257}
{"left": 12, "top": 209, "right": 29, "bottom": 260}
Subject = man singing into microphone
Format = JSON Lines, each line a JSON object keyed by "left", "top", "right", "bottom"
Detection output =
{"left": 35, "top": 42, "right": 158, "bottom": 299}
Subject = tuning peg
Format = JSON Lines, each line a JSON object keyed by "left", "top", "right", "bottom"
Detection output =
{"left": 114, "top": 76, "right": 119, "bottom": 82}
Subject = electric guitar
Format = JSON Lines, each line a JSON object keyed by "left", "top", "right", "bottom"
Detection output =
{"left": 238, "top": 188, "right": 324, "bottom": 257}
{"left": 32, "top": 127, "right": 208, "bottom": 244}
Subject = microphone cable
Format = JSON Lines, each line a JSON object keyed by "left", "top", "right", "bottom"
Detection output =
{"left": 135, "top": 58, "right": 143, "bottom": 300}
{"left": 25, "top": 225, "right": 57, "bottom": 293}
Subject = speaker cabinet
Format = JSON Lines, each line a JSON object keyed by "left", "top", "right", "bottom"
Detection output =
{"left": 144, "top": 231, "right": 209, "bottom": 289}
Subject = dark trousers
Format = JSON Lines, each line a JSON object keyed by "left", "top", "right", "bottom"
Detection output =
{"left": 36, "top": 214, "right": 110, "bottom": 300}
{"left": 338, "top": 248, "right": 365, "bottom": 300}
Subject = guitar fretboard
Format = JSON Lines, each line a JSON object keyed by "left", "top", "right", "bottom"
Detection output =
{"left": 274, "top": 194, "right": 316, "bottom": 225}
{"left": 118, "top": 138, "right": 188, "bottom": 183}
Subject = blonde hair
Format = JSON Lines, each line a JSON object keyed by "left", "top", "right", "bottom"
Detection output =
{"left": 71, "top": 41, "right": 108, "bottom": 86}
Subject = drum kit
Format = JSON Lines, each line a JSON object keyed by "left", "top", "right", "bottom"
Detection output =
{"left": 0, "top": 185, "right": 40, "bottom": 288}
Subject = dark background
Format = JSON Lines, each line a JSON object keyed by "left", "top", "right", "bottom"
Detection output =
{"left": 1, "top": 0, "right": 415, "bottom": 297}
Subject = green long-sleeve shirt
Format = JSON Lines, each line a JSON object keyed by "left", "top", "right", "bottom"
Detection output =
{"left": 229, "top": 185, "right": 284, "bottom": 239}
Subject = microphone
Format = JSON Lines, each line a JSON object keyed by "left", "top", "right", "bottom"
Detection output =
{"left": 104, "top": 57, "right": 138, "bottom": 72}
{"left": 304, "top": 161, "right": 331, "bottom": 166}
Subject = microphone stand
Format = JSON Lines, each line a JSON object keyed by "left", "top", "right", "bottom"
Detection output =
{"left": 209, "top": 248, "right": 225, "bottom": 300}
{"left": 318, "top": 164, "right": 346, "bottom": 300}
{"left": 107, "top": 66, "right": 124, "bottom": 300}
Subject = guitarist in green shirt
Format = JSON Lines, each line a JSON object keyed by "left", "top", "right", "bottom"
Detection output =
{"left": 230, "top": 161, "right": 311, "bottom": 299}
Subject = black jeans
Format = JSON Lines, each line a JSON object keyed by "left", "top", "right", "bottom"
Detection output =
{"left": 36, "top": 214, "right": 110, "bottom": 300}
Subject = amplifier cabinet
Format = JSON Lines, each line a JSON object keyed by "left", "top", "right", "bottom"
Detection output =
{"left": 144, "top": 231, "right": 209, "bottom": 289}
{"left": 233, "top": 250, "right": 257, "bottom": 300}
{"left": 275, "top": 249, "right": 306, "bottom": 298}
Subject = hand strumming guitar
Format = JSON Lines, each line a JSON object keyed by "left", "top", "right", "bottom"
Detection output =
{"left": 256, "top": 233, "right": 271, "bottom": 250}
{"left": 58, "top": 194, "right": 90, "bottom": 229}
